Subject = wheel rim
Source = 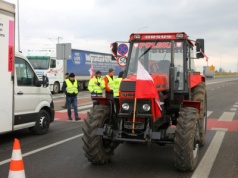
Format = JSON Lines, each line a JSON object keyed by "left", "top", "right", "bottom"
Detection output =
{"left": 193, "top": 122, "right": 200, "bottom": 158}
{"left": 54, "top": 84, "right": 59, "bottom": 93}
{"left": 39, "top": 115, "right": 47, "bottom": 129}
{"left": 100, "top": 117, "right": 112, "bottom": 153}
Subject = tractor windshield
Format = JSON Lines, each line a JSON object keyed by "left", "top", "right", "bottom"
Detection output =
{"left": 127, "top": 41, "right": 185, "bottom": 90}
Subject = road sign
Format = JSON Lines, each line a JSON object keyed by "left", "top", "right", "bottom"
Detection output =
{"left": 210, "top": 65, "right": 215, "bottom": 71}
{"left": 56, "top": 43, "right": 71, "bottom": 60}
{"left": 117, "top": 43, "right": 128, "bottom": 56}
{"left": 117, "top": 56, "right": 127, "bottom": 67}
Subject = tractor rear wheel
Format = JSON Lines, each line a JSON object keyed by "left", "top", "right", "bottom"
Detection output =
{"left": 82, "top": 105, "right": 116, "bottom": 164}
{"left": 192, "top": 82, "right": 207, "bottom": 146}
{"left": 174, "top": 107, "right": 200, "bottom": 171}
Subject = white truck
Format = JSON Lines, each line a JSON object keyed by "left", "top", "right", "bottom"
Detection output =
{"left": 0, "top": 0, "right": 54, "bottom": 135}
{"left": 26, "top": 54, "right": 64, "bottom": 94}
{"left": 203, "top": 66, "right": 215, "bottom": 78}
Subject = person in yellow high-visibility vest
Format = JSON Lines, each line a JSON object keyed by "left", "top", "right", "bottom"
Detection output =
{"left": 62, "top": 73, "right": 81, "bottom": 121}
{"left": 88, "top": 71, "right": 105, "bottom": 106}
{"left": 104, "top": 68, "right": 115, "bottom": 100}
{"left": 114, "top": 71, "right": 124, "bottom": 113}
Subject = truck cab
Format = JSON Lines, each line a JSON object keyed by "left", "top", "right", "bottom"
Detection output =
{"left": 27, "top": 55, "right": 64, "bottom": 94}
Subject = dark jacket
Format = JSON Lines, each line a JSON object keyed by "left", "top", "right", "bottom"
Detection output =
{"left": 62, "top": 79, "right": 80, "bottom": 97}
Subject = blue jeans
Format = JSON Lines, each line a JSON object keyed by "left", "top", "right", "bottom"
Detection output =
{"left": 67, "top": 96, "right": 78, "bottom": 118}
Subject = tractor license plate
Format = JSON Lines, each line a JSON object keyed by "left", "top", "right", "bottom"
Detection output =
{"left": 124, "top": 121, "right": 144, "bottom": 130}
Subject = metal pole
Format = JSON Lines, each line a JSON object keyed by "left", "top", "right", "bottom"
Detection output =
{"left": 17, "top": 0, "right": 20, "bottom": 52}
{"left": 132, "top": 98, "right": 137, "bottom": 134}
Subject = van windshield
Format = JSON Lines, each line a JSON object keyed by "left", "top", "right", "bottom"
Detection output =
{"left": 27, "top": 56, "right": 50, "bottom": 70}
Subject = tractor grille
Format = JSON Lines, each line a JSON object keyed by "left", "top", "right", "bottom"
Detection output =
{"left": 120, "top": 81, "right": 136, "bottom": 92}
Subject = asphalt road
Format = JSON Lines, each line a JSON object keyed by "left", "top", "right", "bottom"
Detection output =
{"left": 1, "top": 77, "right": 238, "bottom": 178}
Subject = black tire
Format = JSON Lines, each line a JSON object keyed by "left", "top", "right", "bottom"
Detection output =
{"left": 192, "top": 82, "right": 207, "bottom": 146}
{"left": 53, "top": 82, "right": 60, "bottom": 94}
{"left": 34, "top": 110, "right": 50, "bottom": 135}
{"left": 174, "top": 107, "right": 200, "bottom": 171}
{"left": 82, "top": 105, "right": 116, "bottom": 164}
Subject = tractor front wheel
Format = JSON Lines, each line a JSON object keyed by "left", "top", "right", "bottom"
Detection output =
{"left": 82, "top": 105, "right": 117, "bottom": 164}
{"left": 174, "top": 107, "right": 200, "bottom": 171}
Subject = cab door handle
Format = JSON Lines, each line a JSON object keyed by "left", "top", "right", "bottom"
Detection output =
{"left": 17, "top": 91, "right": 23, "bottom": 95}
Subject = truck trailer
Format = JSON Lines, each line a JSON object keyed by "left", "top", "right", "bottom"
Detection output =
{"left": 27, "top": 49, "right": 122, "bottom": 93}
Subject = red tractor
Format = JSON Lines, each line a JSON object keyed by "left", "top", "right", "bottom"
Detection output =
{"left": 82, "top": 32, "right": 207, "bottom": 171}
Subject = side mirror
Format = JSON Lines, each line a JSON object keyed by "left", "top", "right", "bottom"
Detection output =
{"left": 35, "top": 80, "right": 42, "bottom": 87}
{"left": 42, "top": 75, "right": 49, "bottom": 88}
{"left": 196, "top": 39, "right": 205, "bottom": 58}
{"left": 111, "top": 42, "right": 118, "bottom": 60}
{"left": 50, "top": 59, "right": 56, "bottom": 68}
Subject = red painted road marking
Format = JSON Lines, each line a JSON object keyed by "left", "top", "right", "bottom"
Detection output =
{"left": 207, "top": 118, "right": 238, "bottom": 132}
{"left": 55, "top": 111, "right": 87, "bottom": 121}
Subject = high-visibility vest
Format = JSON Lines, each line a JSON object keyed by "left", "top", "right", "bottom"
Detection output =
{"left": 106, "top": 75, "right": 114, "bottom": 91}
{"left": 88, "top": 77, "right": 105, "bottom": 94}
{"left": 114, "top": 78, "right": 122, "bottom": 97}
{"left": 65, "top": 79, "right": 78, "bottom": 94}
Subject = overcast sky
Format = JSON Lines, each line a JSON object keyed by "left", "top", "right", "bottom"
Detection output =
{"left": 6, "top": 0, "right": 238, "bottom": 72}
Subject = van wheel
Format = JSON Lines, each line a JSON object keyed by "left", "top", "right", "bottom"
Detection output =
{"left": 34, "top": 110, "right": 50, "bottom": 135}
{"left": 53, "top": 82, "right": 60, "bottom": 94}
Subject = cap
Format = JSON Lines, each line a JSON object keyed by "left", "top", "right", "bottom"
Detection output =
{"left": 109, "top": 68, "right": 114, "bottom": 73}
{"left": 95, "top": 71, "right": 101, "bottom": 75}
{"left": 65, "top": 72, "right": 69, "bottom": 75}
{"left": 69, "top": 73, "right": 75, "bottom": 78}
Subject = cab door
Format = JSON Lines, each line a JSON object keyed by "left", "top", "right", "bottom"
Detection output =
{"left": 14, "top": 56, "right": 40, "bottom": 127}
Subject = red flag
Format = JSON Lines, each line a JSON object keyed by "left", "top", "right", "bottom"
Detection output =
{"left": 89, "top": 64, "right": 94, "bottom": 78}
{"left": 135, "top": 62, "right": 161, "bottom": 117}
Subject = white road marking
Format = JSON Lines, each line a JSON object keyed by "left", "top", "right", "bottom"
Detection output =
{"left": 57, "top": 104, "right": 93, "bottom": 112}
{"left": 0, "top": 133, "right": 84, "bottom": 166}
{"left": 207, "top": 111, "right": 213, "bottom": 117}
{"left": 233, "top": 105, "right": 238, "bottom": 107}
{"left": 231, "top": 108, "right": 237, "bottom": 111}
{"left": 218, "top": 112, "right": 235, "bottom": 122}
{"left": 191, "top": 130, "right": 226, "bottom": 178}
{"left": 80, "top": 109, "right": 90, "bottom": 114}
{"left": 211, "top": 128, "right": 228, "bottom": 131}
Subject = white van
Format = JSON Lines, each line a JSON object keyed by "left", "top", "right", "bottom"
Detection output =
{"left": 0, "top": 0, "right": 54, "bottom": 135}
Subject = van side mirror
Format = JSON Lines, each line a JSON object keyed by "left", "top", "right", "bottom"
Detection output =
{"left": 111, "top": 42, "right": 118, "bottom": 60}
{"left": 196, "top": 39, "right": 205, "bottom": 58}
{"left": 42, "top": 75, "right": 49, "bottom": 88}
{"left": 35, "top": 75, "right": 49, "bottom": 87}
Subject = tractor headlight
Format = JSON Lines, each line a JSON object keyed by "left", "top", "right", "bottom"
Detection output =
{"left": 142, "top": 104, "right": 150, "bottom": 111}
{"left": 122, "top": 103, "right": 130, "bottom": 110}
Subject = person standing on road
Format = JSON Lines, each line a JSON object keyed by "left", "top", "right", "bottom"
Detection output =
{"left": 104, "top": 68, "right": 115, "bottom": 100}
{"left": 62, "top": 73, "right": 81, "bottom": 121}
{"left": 88, "top": 71, "right": 105, "bottom": 106}
{"left": 114, "top": 71, "right": 124, "bottom": 113}
{"left": 62, "top": 73, "right": 69, "bottom": 109}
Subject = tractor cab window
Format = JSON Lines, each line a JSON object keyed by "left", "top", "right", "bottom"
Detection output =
{"left": 127, "top": 41, "right": 184, "bottom": 90}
